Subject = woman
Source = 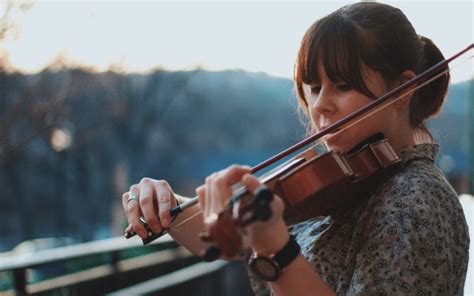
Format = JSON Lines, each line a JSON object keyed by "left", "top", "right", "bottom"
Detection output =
{"left": 122, "top": 2, "right": 469, "bottom": 295}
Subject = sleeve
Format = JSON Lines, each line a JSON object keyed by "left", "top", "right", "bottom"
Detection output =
{"left": 347, "top": 170, "right": 469, "bottom": 296}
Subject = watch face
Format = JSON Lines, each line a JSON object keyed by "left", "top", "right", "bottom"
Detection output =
{"left": 250, "top": 257, "right": 280, "bottom": 282}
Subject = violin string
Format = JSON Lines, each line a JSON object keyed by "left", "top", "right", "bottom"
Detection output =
{"left": 161, "top": 51, "right": 474, "bottom": 231}
{"left": 331, "top": 64, "right": 458, "bottom": 137}
{"left": 318, "top": 52, "right": 473, "bottom": 139}
{"left": 211, "top": 57, "right": 469, "bottom": 206}
{"left": 170, "top": 208, "right": 203, "bottom": 231}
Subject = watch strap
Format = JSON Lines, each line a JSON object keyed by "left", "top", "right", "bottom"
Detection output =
{"left": 273, "top": 234, "right": 300, "bottom": 269}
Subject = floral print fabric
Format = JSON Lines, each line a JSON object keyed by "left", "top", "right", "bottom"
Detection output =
{"left": 248, "top": 144, "right": 469, "bottom": 295}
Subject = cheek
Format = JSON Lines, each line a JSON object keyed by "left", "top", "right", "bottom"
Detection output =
{"left": 342, "top": 97, "right": 372, "bottom": 115}
{"left": 304, "top": 104, "right": 319, "bottom": 127}
{"left": 352, "top": 111, "right": 394, "bottom": 141}
{"left": 309, "top": 112, "right": 322, "bottom": 131}
{"left": 308, "top": 108, "right": 318, "bottom": 122}
{"left": 371, "top": 107, "right": 397, "bottom": 128}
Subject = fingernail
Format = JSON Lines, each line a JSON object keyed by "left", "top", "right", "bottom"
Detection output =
{"left": 162, "top": 218, "right": 169, "bottom": 228}
{"left": 151, "top": 225, "right": 161, "bottom": 233}
{"left": 196, "top": 185, "right": 205, "bottom": 194}
{"left": 242, "top": 174, "right": 251, "bottom": 182}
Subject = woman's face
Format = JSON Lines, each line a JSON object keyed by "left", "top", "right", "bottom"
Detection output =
{"left": 303, "top": 63, "right": 409, "bottom": 153}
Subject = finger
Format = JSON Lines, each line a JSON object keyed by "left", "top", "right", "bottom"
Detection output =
{"left": 122, "top": 191, "right": 134, "bottom": 221}
{"left": 241, "top": 174, "right": 276, "bottom": 223}
{"left": 209, "top": 174, "right": 226, "bottom": 215}
{"left": 196, "top": 185, "right": 206, "bottom": 211}
{"left": 139, "top": 180, "right": 162, "bottom": 233}
{"left": 155, "top": 181, "right": 172, "bottom": 229}
{"left": 204, "top": 174, "right": 216, "bottom": 218}
{"left": 208, "top": 165, "right": 251, "bottom": 213}
{"left": 241, "top": 173, "right": 263, "bottom": 193}
{"left": 122, "top": 188, "right": 138, "bottom": 216}
{"left": 218, "top": 165, "right": 252, "bottom": 186}
{"left": 196, "top": 185, "right": 205, "bottom": 197}
{"left": 127, "top": 186, "right": 147, "bottom": 239}
{"left": 121, "top": 191, "right": 130, "bottom": 216}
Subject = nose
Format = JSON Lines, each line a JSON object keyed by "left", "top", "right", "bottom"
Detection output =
{"left": 310, "top": 87, "right": 335, "bottom": 116}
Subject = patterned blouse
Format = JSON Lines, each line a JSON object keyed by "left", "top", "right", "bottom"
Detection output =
{"left": 248, "top": 144, "right": 469, "bottom": 295}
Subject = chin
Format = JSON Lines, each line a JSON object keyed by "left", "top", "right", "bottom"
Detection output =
{"left": 324, "top": 136, "right": 353, "bottom": 153}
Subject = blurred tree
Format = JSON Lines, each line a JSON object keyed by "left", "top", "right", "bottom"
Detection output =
{"left": 0, "top": 0, "right": 44, "bottom": 161}
{"left": 0, "top": 56, "right": 469, "bottom": 252}
{"left": 0, "top": 0, "right": 35, "bottom": 36}
{"left": 0, "top": 65, "right": 303, "bottom": 251}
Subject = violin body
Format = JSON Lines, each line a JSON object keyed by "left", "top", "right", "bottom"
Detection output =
{"left": 124, "top": 44, "right": 472, "bottom": 249}
{"left": 202, "top": 138, "right": 400, "bottom": 260}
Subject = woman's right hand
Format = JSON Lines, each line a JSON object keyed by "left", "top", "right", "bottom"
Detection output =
{"left": 122, "top": 178, "right": 178, "bottom": 239}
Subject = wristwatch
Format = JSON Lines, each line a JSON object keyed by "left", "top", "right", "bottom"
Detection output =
{"left": 248, "top": 235, "right": 300, "bottom": 282}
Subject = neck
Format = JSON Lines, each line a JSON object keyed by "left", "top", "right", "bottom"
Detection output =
{"left": 388, "top": 126, "right": 432, "bottom": 153}
{"left": 413, "top": 127, "right": 433, "bottom": 145}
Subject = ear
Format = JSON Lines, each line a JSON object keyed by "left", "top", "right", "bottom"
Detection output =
{"left": 392, "top": 70, "right": 416, "bottom": 109}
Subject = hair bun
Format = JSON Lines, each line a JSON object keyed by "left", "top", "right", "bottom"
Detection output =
{"left": 409, "top": 35, "right": 450, "bottom": 127}
{"left": 418, "top": 35, "right": 439, "bottom": 66}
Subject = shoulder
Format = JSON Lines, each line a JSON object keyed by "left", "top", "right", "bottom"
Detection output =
{"left": 378, "top": 153, "right": 460, "bottom": 215}
{"left": 348, "top": 147, "right": 470, "bottom": 295}
{"left": 370, "top": 144, "right": 462, "bottom": 216}
{"left": 363, "top": 148, "right": 468, "bottom": 239}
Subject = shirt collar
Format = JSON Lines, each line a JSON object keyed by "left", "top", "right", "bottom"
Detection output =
{"left": 397, "top": 143, "right": 439, "bottom": 163}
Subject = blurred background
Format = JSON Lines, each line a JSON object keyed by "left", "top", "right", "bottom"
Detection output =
{"left": 0, "top": 0, "right": 472, "bottom": 295}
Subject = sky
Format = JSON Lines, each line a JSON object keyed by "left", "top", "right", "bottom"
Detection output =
{"left": 1, "top": 0, "right": 473, "bottom": 290}
{"left": 1, "top": 0, "right": 473, "bottom": 82}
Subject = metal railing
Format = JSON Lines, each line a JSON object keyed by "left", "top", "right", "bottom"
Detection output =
{"left": 0, "top": 235, "right": 252, "bottom": 295}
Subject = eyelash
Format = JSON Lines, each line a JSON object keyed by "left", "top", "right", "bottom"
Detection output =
{"left": 337, "top": 84, "right": 352, "bottom": 92}
{"left": 310, "top": 84, "right": 352, "bottom": 94}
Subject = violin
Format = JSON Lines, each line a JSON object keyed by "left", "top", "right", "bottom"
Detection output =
{"left": 199, "top": 135, "right": 401, "bottom": 260}
{"left": 124, "top": 44, "right": 473, "bottom": 257}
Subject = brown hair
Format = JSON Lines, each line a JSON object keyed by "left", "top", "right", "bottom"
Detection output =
{"left": 294, "top": 2, "right": 450, "bottom": 133}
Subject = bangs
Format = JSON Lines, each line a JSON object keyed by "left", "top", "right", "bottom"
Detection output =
{"left": 295, "top": 12, "right": 377, "bottom": 105}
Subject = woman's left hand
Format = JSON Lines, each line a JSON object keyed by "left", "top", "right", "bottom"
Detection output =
{"left": 196, "top": 164, "right": 290, "bottom": 255}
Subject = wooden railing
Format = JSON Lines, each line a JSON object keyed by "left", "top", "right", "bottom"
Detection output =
{"left": 0, "top": 235, "right": 252, "bottom": 295}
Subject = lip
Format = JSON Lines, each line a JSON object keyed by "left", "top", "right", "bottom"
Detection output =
{"left": 319, "top": 121, "right": 339, "bottom": 130}
{"left": 319, "top": 125, "right": 343, "bottom": 142}
{"left": 319, "top": 125, "right": 338, "bottom": 135}
{"left": 319, "top": 127, "right": 335, "bottom": 141}
{"left": 322, "top": 133, "right": 337, "bottom": 141}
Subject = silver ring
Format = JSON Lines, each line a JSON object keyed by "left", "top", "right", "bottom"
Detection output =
{"left": 127, "top": 193, "right": 139, "bottom": 204}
